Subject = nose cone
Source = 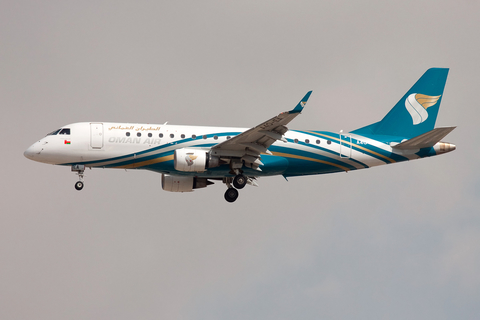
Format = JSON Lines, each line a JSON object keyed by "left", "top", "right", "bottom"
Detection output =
{"left": 24, "top": 145, "right": 35, "bottom": 160}
{"left": 24, "top": 142, "right": 42, "bottom": 161}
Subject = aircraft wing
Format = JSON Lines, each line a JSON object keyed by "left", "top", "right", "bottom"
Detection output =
{"left": 210, "top": 91, "right": 312, "bottom": 170}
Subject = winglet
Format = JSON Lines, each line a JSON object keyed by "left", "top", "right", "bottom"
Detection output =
{"left": 290, "top": 91, "right": 312, "bottom": 113}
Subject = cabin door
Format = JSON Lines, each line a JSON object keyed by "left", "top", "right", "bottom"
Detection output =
{"left": 90, "top": 123, "right": 104, "bottom": 149}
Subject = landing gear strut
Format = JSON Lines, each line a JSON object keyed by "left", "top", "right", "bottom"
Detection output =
{"left": 71, "top": 164, "right": 85, "bottom": 191}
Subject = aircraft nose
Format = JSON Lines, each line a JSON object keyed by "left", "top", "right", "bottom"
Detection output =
{"left": 24, "top": 145, "right": 35, "bottom": 160}
{"left": 24, "top": 142, "right": 42, "bottom": 160}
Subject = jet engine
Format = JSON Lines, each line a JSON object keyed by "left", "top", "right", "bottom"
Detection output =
{"left": 161, "top": 174, "right": 212, "bottom": 192}
{"left": 174, "top": 148, "right": 220, "bottom": 172}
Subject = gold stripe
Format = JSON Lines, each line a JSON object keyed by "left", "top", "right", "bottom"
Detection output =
{"left": 271, "top": 151, "right": 350, "bottom": 172}
{"left": 305, "top": 131, "right": 396, "bottom": 163}
{"left": 115, "top": 154, "right": 174, "bottom": 169}
{"left": 415, "top": 94, "right": 441, "bottom": 109}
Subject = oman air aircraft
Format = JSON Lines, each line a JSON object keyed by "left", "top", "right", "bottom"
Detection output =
{"left": 24, "top": 68, "right": 456, "bottom": 202}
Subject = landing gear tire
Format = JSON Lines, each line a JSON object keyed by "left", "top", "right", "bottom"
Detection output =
{"left": 75, "top": 181, "right": 84, "bottom": 191}
{"left": 224, "top": 188, "right": 239, "bottom": 203}
{"left": 233, "top": 174, "right": 247, "bottom": 189}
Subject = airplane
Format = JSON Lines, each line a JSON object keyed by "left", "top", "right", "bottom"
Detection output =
{"left": 24, "top": 68, "right": 456, "bottom": 202}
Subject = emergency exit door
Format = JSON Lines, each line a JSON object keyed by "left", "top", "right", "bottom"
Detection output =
{"left": 339, "top": 133, "right": 352, "bottom": 158}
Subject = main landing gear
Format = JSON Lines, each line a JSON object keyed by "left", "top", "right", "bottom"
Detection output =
{"left": 224, "top": 187, "right": 239, "bottom": 203}
{"left": 223, "top": 174, "right": 248, "bottom": 203}
{"left": 71, "top": 164, "right": 85, "bottom": 191}
{"left": 233, "top": 174, "right": 247, "bottom": 189}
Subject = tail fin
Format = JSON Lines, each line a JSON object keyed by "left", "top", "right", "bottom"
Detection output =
{"left": 352, "top": 68, "right": 449, "bottom": 139}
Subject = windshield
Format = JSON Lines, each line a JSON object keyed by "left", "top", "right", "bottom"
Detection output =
{"left": 46, "top": 129, "right": 61, "bottom": 136}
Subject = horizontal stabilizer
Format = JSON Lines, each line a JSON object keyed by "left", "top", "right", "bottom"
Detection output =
{"left": 393, "top": 126, "right": 456, "bottom": 150}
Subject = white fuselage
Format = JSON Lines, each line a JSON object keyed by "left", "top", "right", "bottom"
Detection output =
{"left": 24, "top": 122, "right": 451, "bottom": 178}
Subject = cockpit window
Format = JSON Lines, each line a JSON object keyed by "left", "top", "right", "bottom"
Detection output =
{"left": 47, "top": 129, "right": 61, "bottom": 136}
{"left": 59, "top": 128, "right": 70, "bottom": 135}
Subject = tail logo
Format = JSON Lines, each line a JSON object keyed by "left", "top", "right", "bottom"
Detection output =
{"left": 405, "top": 94, "right": 441, "bottom": 125}
{"left": 185, "top": 154, "right": 198, "bottom": 166}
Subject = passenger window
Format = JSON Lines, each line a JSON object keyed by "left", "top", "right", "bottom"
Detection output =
{"left": 226, "top": 136, "right": 231, "bottom": 140}
{"left": 148, "top": 133, "right": 152, "bottom": 137}
{"left": 159, "top": 133, "right": 163, "bottom": 138}
{"left": 59, "top": 128, "right": 70, "bottom": 135}
{"left": 294, "top": 139, "right": 299, "bottom": 143}
{"left": 170, "top": 134, "right": 174, "bottom": 138}
{"left": 137, "top": 132, "right": 141, "bottom": 137}
{"left": 202, "top": 135, "right": 207, "bottom": 139}
{"left": 327, "top": 140, "right": 331, "bottom": 145}
{"left": 192, "top": 134, "right": 197, "bottom": 139}
{"left": 316, "top": 140, "right": 320, "bottom": 144}
{"left": 181, "top": 134, "right": 185, "bottom": 138}
{"left": 126, "top": 132, "right": 130, "bottom": 137}
{"left": 305, "top": 139, "right": 309, "bottom": 144}
{"left": 214, "top": 135, "right": 218, "bottom": 140}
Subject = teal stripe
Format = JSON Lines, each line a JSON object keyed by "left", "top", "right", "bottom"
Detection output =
{"left": 298, "top": 130, "right": 410, "bottom": 163}
{"left": 283, "top": 138, "right": 369, "bottom": 168}
{"left": 270, "top": 145, "right": 358, "bottom": 171}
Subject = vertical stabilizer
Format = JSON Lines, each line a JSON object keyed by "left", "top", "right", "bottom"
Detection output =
{"left": 352, "top": 68, "right": 449, "bottom": 139}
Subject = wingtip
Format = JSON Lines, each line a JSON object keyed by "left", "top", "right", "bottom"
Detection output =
{"left": 291, "top": 91, "right": 313, "bottom": 113}
{"left": 303, "top": 91, "right": 313, "bottom": 102}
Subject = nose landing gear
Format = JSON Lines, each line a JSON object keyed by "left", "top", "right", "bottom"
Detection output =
{"left": 75, "top": 180, "right": 84, "bottom": 191}
{"left": 71, "top": 164, "right": 85, "bottom": 191}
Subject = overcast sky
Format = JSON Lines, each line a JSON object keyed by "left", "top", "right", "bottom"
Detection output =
{"left": 1, "top": 1, "right": 479, "bottom": 319}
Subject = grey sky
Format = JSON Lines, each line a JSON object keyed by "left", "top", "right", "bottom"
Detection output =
{"left": 1, "top": 1, "right": 479, "bottom": 319}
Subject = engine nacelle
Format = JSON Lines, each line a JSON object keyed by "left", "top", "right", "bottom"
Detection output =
{"left": 161, "top": 174, "right": 212, "bottom": 192}
{"left": 174, "top": 148, "right": 221, "bottom": 172}
{"left": 174, "top": 148, "right": 207, "bottom": 172}
{"left": 162, "top": 174, "right": 194, "bottom": 192}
